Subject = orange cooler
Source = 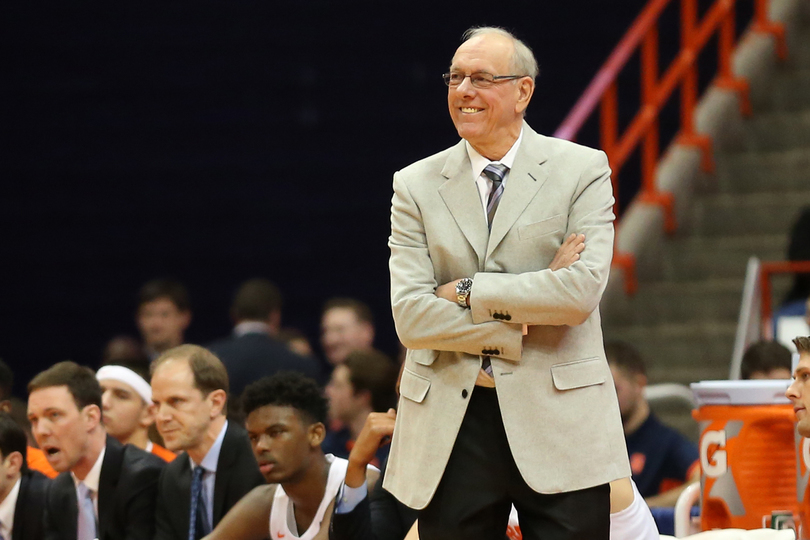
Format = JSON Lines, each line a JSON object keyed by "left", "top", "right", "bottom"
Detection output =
{"left": 691, "top": 380, "right": 794, "bottom": 531}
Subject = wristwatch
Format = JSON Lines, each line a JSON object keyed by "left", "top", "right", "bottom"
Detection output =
{"left": 455, "top": 277, "right": 473, "bottom": 308}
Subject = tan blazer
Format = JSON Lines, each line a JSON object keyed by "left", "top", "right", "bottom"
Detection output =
{"left": 384, "top": 122, "right": 631, "bottom": 510}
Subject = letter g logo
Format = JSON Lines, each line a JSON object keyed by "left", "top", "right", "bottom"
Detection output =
{"left": 701, "top": 430, "right": 727, "bottom": 478}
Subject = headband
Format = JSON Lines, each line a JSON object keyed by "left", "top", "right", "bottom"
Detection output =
{"left": 96, "top": 365, "right": 153, "bottom": 405}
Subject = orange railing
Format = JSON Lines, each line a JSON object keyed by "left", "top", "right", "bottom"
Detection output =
{"left": 760, "top": 261, "right": 810, "bottom": 336}
{"left": 555, "top": 0, "right": 787, "bottom": 295}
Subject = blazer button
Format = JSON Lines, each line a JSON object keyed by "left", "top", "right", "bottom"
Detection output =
{"left": 461, "top": 389, "right": 468, "bottom": 398}
{"left": 492, "top": 349, "right": 500, "bottom": 355}
{"left": 504, "top": 314, "right": 512, "bottom": 321}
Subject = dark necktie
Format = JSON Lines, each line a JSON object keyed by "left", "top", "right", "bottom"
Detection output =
{"left": 481, "top": 162, "right": 509, "bottom": 376}
{"left": 483, "top": 163, "right": 508, "bottom": 230}
{"left": 189, "top": 466, "right": 211, "bottom": 540}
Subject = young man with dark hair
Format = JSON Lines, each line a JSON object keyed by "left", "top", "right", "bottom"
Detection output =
{"left": 320, "top": 298, "right": 375, "bottom": 366}
{"left": 136, "top": 278, "right": 192, "bottom": 359}
{"left": 27, "top": 361, "right": 164, "bottom": 540}
{"left": 151, "top": 344, "right": 264, "bottom": 540}
{"left": 740, "top": 340, "right": 792, "bottom": 380}
{"left": 0, "top": 412, "right": 51, "bottom": 540}
{"left": 209, "top": 278, "right": 321, "bottom": 398}
{"left": 203, "top": 372, "right": 379, "bottom": 540}
{"left": 605, "top": 340, "right": 699, "bottom": 507}
{"left": 97, "top": 360, "right": 174, "bottom": 461}
{"left": 324, "top": 350, "right": 398, "bottom": 466}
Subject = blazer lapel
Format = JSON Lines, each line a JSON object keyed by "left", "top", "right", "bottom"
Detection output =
{"left": 97, "top": 436, "right": 124, "bottom": 539}
{"left": 486, "top": 126, "right": 549, "bottom": 259}
{"left": 438, "top": 141, "right": 489, "bottom": 266}
{"left": 212, "top": 424, "right": 235, "bottom": 525}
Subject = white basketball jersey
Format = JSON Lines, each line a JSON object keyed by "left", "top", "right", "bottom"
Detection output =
{"left": 269, "top": 454, "right": 348, "bottom": 540}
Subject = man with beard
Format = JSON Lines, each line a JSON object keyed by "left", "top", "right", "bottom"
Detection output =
{"left": 202, "top": 372, "right": 379, "bottom": 540}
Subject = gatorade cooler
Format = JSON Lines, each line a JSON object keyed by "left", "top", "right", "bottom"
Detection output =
{"left": 796, "top": 427, "right": 810, "bottom": 538}
{"left": 692, "top": 380, "right": 794, "bottom": 531}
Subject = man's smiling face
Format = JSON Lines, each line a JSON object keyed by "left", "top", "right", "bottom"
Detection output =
{"left": 447, "top": 33, "right": 531, "bottom": 158}
{"left": 28, "top": 385, "right": 94, "bottom": 473}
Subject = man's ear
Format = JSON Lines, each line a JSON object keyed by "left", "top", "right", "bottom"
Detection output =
{"left": 140, "top": 403, "right": 158, "bottom": 429}
{"left": 179, "top": 310, "right": 192, "bottom": 332}
{"left": 0, "top": 400, "right": 11, "bottom": 413}
{"left": 515, "top": 77, "right": 535, "bottom": 115}
{"left": 207, "top": 389, "right": 228, "bottom": 418}
{"left": 84, "top": 404, "right": 102, "bottom": 431}
{"left": 309, "top": 422, "right": 326, "bottom": 448}
{"left": 3, "top": 451, "right": 23, "bottom": 477}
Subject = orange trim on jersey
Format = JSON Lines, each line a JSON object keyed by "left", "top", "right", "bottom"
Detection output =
{"left": 151, "top": 443, "right": 176, "bottom": 462}
{"left": 27, "top": 446, "right": 58, "bottom": 478}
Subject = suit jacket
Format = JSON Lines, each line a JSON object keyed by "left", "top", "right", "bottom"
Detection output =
{"left": 12, "top": 469, "right": 51, "bottom": 540}
{"left": 384, "top": 122, "right": 631, "bottom": 509}
{"left": 208, "top": 330, "right": 323, "bottom": 396}
{"left": 44, "top": 436, "right": 165, "bottom": 540}
{"left": 154, "top": 420, "right": 265, "bottom": 540}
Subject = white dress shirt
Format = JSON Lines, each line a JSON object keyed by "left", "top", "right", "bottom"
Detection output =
{"left": 0, "top": 477, "right": 21, "bottom": 539}
{"left": 465, "top": 128, "right": 524, "bottom": 220}
{"left": 188, "top": 420, "right": 228, "bottom": 529}
{"left": 72, "top": 446, "right": 106, "bottom": 518}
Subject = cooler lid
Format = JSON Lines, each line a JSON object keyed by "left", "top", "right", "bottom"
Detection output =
{"left": 690, "top": 380, "right": 791, "bottom": 406}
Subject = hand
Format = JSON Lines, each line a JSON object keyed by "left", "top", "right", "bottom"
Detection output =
{"left": 435, "top": 279, "right": 466, "bottom": 304}
{"left": 548, "top": 233, "right": 585, "bottom": 271}
{"left": 345, "top": 409, "right": 397, "bottom": 488}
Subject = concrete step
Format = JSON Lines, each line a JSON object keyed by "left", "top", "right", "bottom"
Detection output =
{"left": 715, "top": 147, "right": 810, "bottom": 193}
{"left": 602, "top": 278, "right": 743, "bottom": 327}
{"left": 754, "top": 68, "right": 810, "bottom": 112}
{"left": 603, "top": 321, "right": 737, "bottom": 383}
{"left": 648, "top": 233, "right": 788, "bottom": 282}
{"left": 726, "top": 110, "right": 810, "bottom": 152}
{"left": 685, "top": 189, "right": 810, "bottom": 237}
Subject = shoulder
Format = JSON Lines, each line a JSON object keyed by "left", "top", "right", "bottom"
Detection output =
{"left": 395, "top": 141, "right": 464, "bottom": 183}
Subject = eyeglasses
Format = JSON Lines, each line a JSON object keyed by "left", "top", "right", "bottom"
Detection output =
{"left": 442, "top": 71, "right": 526, "bottom": 89}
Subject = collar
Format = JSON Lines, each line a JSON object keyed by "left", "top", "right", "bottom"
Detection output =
{"left": 465, "top": 127, "right": 524, "bottom": 181}
{"left": 0, "top": 477, "right": 21, "bottom": 535}
{"left": 189, "top": 420, "right": 228, "bottom": 473}
{"left": 72, "top": 445, "right": 106, "bottom": 493}
{"left": 234, "top": 321, "right": 271, "bottom": 337}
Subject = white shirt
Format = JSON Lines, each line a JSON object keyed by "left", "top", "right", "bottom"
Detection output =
{"left": 188, "top": 420, "right": 228, "bottom": 530}
{"left": 465, "top": 128, "right": 524, "bottom": 221}
{"left": 72, "top": 446, "right": 106, "bottom": 517}
{"left": 234, "top": 321, "right": 271, "bottom": 337}
{"left": 0, "top": 477, "right": 21, "bottom": 539}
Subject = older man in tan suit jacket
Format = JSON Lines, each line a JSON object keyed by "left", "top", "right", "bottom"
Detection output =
{"left": 384, "top": 26, "right": 630, "bottom": 540}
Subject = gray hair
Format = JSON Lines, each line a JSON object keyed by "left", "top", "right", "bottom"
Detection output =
{"left": 461, "top": 26, "right": 539, "bottom": 81}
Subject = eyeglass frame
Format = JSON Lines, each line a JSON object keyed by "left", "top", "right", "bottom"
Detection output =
{"left": 442, "top": 71, "right": 528, "bottom": 88}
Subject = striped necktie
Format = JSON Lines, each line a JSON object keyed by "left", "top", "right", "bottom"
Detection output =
{"left": 189, "top": 465, "right": 211, "bottom": 540}
{"left": 480, "top": 162, "right": 509, "bottom": 377}
{"left": 483, "top": 163, "right": 508, "bottom": 230}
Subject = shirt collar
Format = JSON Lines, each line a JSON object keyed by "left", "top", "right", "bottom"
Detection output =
{"left": 233, "top": 321, "right": 271, "bottom": 337}
{"left": 465, "top": 127, "right": 524, "bottom": 181}
{"left": 0, "top": 476, "right": 21, "bottom": 535}
{"left": 190, "top": 420, "right": 228, "bottom": 473}
{"left": 72, "top": 445, "right": 106, "bottom": 493}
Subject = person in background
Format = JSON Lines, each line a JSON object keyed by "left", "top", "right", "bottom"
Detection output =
{"left": 787, "top": 336, "right": 810, "bottom": 437}
{"left": 606, "top": 340, "right": 699, "bottom": 507}
{"left": 136, "top": 278, "right": 192, "bottom": 360}
{"left": 0, "top": 411, "right": 52, "bottom": 540}
{"left": 97, "top": 361, "right": 175, "bottom": 461}
{"left": 321, "top": 298, "right": 375, "bottom": 367}
{"left": 740, "top": 340, "right": 792, "bottom": 380}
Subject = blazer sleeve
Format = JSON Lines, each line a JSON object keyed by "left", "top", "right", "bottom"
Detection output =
{"left": 389, "top": 171, "right": 524, "bottom": 361}
{"left": 471, "top": 149, "right": 615, "bottom": 326}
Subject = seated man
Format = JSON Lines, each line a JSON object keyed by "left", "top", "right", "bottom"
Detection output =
{"left": 96, "top": 361, "right": 175, "bottom": 461}
{"left": 27, "top": 361, "right": 165, "bottom": 540}
{"left": 787, "top": 336, "right": 810, "bottom": 437}
{"left": 0, "top": 411, "right": 52, "bottom": 540}
{"left": 204, "top": 372, "right": 379, "bottom": 540}
{"left": 323, "top": 349, "right": 398, "bottom": 467}
{"left": 740, "top": 340, "right": 792, "bottom": 380}
{"left": 605, "top": 341, "right": 699, "bottom": 507}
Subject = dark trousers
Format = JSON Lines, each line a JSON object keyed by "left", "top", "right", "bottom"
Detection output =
{"left": 418, "top": 386, "right": 610, "bottom": 540}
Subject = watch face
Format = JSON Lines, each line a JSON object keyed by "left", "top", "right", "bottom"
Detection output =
{"left": 456, "top": 278, "right": 472, "bottom": 295}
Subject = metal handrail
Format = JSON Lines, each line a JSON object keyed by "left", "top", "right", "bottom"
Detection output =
{"left": 554, "top": 0, "right": 787, "bottom": 295}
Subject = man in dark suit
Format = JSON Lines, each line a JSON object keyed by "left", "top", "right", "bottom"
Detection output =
{"left": 0, "top": 412, "right": 51, "bottom": 540}
{"left": 208, "top": 278, "right": 322, "bottom": 396}
{"left": 150, "top": 344, "right": 264, "bottom": 540}
{"left": 27, "top": 361, "right": 164, "bottom": 540}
